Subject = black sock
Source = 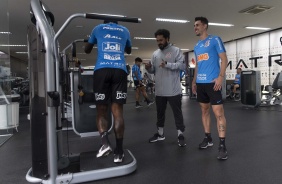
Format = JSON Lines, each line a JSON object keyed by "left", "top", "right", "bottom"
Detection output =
{"left": 219, "top": 137, "right": 226, "bottom": 146}
{"left": 136, "top": 101, "right": 139, "bottom": 105}
{"left": 116, "top": 138, "right": 123, "bottom": 154}
{"left": 205, "top": 133, "right": 212, "bottom": 141}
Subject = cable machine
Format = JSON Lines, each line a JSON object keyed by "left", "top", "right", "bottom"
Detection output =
{"left": 26, "top": 0, "right": 141, "bottom": 183}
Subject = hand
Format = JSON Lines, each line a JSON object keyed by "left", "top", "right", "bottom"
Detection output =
{"left": 212, "top": 76, "right": 223, "bottom": 91}
{"left": 192, "top": 83, "right": 197, "bottom": 94}
{"left": 159, "top": 59, "right": 166, "bottom": 68}
{"left": 145, "top": 62, "right": 152, "bottom": 69}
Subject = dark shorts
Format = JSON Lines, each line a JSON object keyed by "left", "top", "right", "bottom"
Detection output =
{"left": 196, "top": 83, "right": 223, "bottom": 105}
{"left": 93, "top": 68, "right": 127, "bottom": 104}
{"left": 133, "top": 80, "right": 145, "bottom": 88}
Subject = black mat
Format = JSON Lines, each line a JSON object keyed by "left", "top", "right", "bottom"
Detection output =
{"left": 0, "top": 134, "right": 12, "bottom": 147}
{"left": 80, "top": 149, "right": 134, "bottom": 171}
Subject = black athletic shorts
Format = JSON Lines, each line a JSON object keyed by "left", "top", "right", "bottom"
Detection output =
{"left": 133, "top": 80, "right": 145, "bottom": 88}
{"left": 93, "top": 68, "right": 127, "bottom": 104}
{"left": 196, "top": 83, "right": 223, "bottom": 105}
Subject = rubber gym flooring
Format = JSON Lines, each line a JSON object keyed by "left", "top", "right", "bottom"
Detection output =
{"left": 0, "top": 88, "right": 282, "bottom": 184}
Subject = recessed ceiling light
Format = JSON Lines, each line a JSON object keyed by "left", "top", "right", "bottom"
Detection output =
{"left": 245, "top": 26, "right": 270, "bottom": 30}
{"left": 156, "top": 18, "right": 189, "bottom": 23}
{"left": 15, "top": 52, "right": 28, "bottom": 54}
{"left": 134, "top": 37, "right": 155, "bottom": 40}
{"left": 75, "top": 25, "right": 83, "bottom": 28}
{"left": 132, "top": 47, "right": 139, "bottom": 50}
{"left": 0, "top": 44, "right": 27, "bottom": 47}
{"left": 0, "top": 32, "right": 12, "bottom": 34}
{"left": 209, "top": 22, "right": 234, "bottom": 27}
{"left": 181, "top": 49, "right": 189, "bottom": 51}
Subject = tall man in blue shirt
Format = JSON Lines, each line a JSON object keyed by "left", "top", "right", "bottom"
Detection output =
{"left": 192, "top": 17, "right": 228, "bottom": 160}
{"left": 85, "top": 20, "right": 131, "bottom": 163}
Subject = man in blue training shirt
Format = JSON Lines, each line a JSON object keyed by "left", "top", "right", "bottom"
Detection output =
{"left": 84, "top": 20, "right": 131, "bottom": 163}
{"left": 132, "top": 57, "right": 154, "bottom": 108}
{"left": 231, "top": 68, "right": 242, "bottom": 97}
{"left": 192, "top": 17, "right": 228, "bottom": 160}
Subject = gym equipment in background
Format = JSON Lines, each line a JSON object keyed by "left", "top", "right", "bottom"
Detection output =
{"left": 240, "top": 70, "right": 261, "bottom": 107}
{"left": 26, "top": 0, "right": 141, "bottom": 183}
{"left": 261, "top": 71, "right": 282, "bottom": 105}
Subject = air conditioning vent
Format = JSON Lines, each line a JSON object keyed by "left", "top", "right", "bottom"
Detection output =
{"left": 239, "top": 5, "right": 274, "bottom": 15}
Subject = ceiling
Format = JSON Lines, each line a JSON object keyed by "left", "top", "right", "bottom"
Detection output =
{"left": 3, "top": 0, "right": 282, "bottom": 66}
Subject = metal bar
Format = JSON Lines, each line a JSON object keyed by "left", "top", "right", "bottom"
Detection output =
{"left": 30, "top": 0, "right": 58, "bottom": 183}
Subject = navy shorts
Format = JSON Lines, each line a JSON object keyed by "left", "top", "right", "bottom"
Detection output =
{"left": 196, "top": 83, "right": 223, "bottom": 105}
{"left": 93, "top": 68, "right": 127, "bottom": 104}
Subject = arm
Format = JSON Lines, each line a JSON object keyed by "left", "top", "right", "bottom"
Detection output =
{"left": 145, "top": 55, "right": 156, "bottom": 74}
{"left": 213, "top": 52, "right": 228, "bottom": 91}
{"left": 192, "top": 61, "right": 198, "bottom": 94}
{"left": 133, "top": 71, "right": 141, "bottom": 81}
{"left": 84, "top": 42, "right": 94, "bottom": 54}
{"left": 85, "top": 27, "right": 97, "bottom": 54}
{"left": 125, "top": 46, "right": 131, "bottom": 54}
{"left": 125, "top": 29, "right": 132, "bottom": 54}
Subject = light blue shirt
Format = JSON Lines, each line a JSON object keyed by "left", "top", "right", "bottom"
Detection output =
{"left": 194, "top": 35, "right": 226, "bottom": 83}
{"left": 88, "top": 23, "right": 131, "bottom": 73}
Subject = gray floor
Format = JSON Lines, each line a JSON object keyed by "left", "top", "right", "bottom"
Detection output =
{"left": 1, "top": 89, "right": 282, "bottom": 184}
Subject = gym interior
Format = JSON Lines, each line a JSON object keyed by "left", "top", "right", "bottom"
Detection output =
{"left": 1, "top": 0, "right": 282, "bottom": 184}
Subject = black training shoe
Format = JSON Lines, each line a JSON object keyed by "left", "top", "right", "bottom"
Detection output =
{"left": 178, "top": 134, "right": 186, "bottom": 147}
{"left": 149, "top": 133, "right": 165, "bottom": 143}
{"left": 114, "top": 150, "right": 124, "bottom": 163}
{"left": 217, "top": 144, "right": 228, "bottom": 160}
{"left": 96, "top": 144, "right": 112, "bottom": 158}
{"left": 147, "top": 101, "right": 155, "bottom": 107}
{"left": 135, "top": 104, "right": 143, "bottom": 108}
{"left": 199, "top": 137, "right": 213, "bottom": 149}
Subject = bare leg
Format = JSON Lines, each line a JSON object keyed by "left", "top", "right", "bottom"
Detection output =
{"left": 211, "top": 104, "right": 226, "bottom": 138}
{"left": 111, "top": 103, "right": 124, "bottom": 139}
{"left": 199, "top": 102, "right": 211, "bottom": 133}
{"left": 96, "top": 104, "right": 109, "bottom": 133}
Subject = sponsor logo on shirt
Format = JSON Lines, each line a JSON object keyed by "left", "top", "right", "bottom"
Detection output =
{"left": 104, "top": 34, "right": 122, "bottom": 40}
{"left": 116, "top": 91, "right": 127, "bottom": 99}
{"left": 103, "top": 53, "right": 121, "bottom": 61}
{"left": 103, "top": 26, "right": 124, "bottom": 32}
{"left": 204, "top": 40, "right": 210, "bottom": 47}
{"left": 165, "top": 52, "right": 172, "bottom": 59}
{"left": 102, "top": 42, "right": 121, "bottom": 52}
{"left": 197, "top": 74, "right": 207, "bottom": 81}
{"left": 95, "top": 93, "right": 105, "bottom": 101}
{"left": 197, "top": 53, "right": 209, "bottom": 61}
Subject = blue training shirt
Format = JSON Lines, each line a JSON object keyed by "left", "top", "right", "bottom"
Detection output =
{"left": 131, "top": 64, "right": 142, "bottom": 80}
{"left": 194, "top": 35, "right": 226, "bottom": 83}
{"left": 88, "top": 23, "right": 132, "bottom": 73}
{"left": 234, "top": 73, "right": 240, "bottom": 84}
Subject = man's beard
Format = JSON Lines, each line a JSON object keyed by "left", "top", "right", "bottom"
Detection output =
{"left": 158, "top": 42, "right": 168, "bottom": 50}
